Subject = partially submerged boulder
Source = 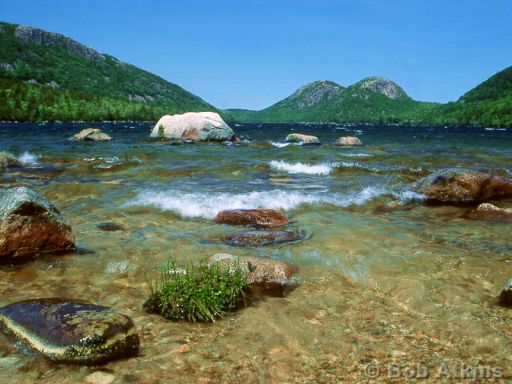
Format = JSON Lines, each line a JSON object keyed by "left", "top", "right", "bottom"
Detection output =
{"left": 0, "top": 151, "right": 22, "bottom": 168}
{"left": 213, "top": 209, "right": 288, "bottom": 228}
{"left": 334, "top": 136, "right": 362, "bottom": 146}
{"left": 208, "top": 253, "right": 298, "bottom": 295}
{"left": 413, "top": 168, "right": 512, "bottom": 204}
{"left": 464, "top": 203, "right": 512, "bottom": 221}
{"left": 150, "top": 112, "right": 234, "bottom": 142}
{"left": 224, "top": 229, "right": 305, "bottom": 247}
{"left": 499, "top": 279, "right": 512, "bottom": 306}
{"left": 285, "top": 133, "right": 320, "bottom": 144}
{"left": 0, "top": 298, "right": 139, "bottom": 364}
{"left": 0, "top": 187, "right": 75, "bottom": 262}
{"left": 70, "top": 128, "right": 112, "bottom": 142}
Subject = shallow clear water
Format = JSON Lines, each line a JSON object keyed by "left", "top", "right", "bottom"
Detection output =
{"left": 1, "top": 122, "right": 512, "bottom": 382}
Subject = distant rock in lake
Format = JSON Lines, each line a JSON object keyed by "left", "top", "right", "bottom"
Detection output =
{"left": 70, "top": 128, "right": 112, "bottom": 142}
{"left": 414, "top": 168, "right": 512, "bottom": 204}
{"left": 0, "top": 298, "right": 140, "bottom": 364}
{"left": 150, "top": 112, "right": 234, "bottom": 142}
{"left": 334, "top": 136, "right": 362, "bottom": 146}
{"left": 285, "top": 133, "right": 320, "bottom": 144}
{"left": 0, "top": 187, "right": 75, "bottom": 262}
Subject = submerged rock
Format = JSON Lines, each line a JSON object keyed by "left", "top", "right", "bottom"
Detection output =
{"left": 97, "top": 222, "right": 125, "bottom": 232}
{"left": 213, "top": 209, "right": 288, "bottom": 228}
{"left": 285, "top": 133, "right": 320, "bottom": 144}
{"left": 464, "top": 203, "right": 512, "bottom": 222}
{"left": 334, "top": 136, "right": 362, "bottom": 146}
{"left": 70, "top": 128, "right": 112, "bottom": 142}
{"left": 0, "top": 151, "right": 22, "bottom": 169}
{"left": 0, "top": 187, "right": 75, "bottom": 262}
{"left": 150, "top": 112, "right": 234, "bottom": 142}
{"left": 208, "top": 253, "right": 298, "bottom": 295}
{"left": 413, "top": 168, "right": 512, "bottom": 204}
{"left": 499, "top": 279, "right": 512, "bottom": 306}
{"left": 0, "top": 298, "right": 140, "bottom": 364}
{"left": 224, "top": 229, "right": 305, "bottom": 247}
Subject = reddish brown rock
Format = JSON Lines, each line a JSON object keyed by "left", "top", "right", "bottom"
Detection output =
{"left": 464, "top": 203, "right": 512, "bottom": 222}
{"left": 0, "top": 187, "right": 75, "bottom": 262}
{"left": 414, "top": 168, "right": 512, "bottom": 204}
{"left": 213, "top": 209, "right": 288, "bottom": 228}
{"left": 208, "top": 253, "right": 298, "bottom": 295}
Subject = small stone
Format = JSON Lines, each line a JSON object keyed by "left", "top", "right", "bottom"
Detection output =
{"left": 224, "top": 229, "right": 305, "bottom": 247}
{"left": 464, "top": 203, "right": 512, "bottom": 221}
{"left": 84, "top": 371, "right": 116, "bottom": 384}
{"left": 70, "top": 128, "right": 112, "bottom": 142}
{"left": 0, "top": 298, "right": 140, "bottom": 364}
{"left": 499, "top": 279, "right": 512, "bottom": 306}
{"left": 213, "top": 209, "right": 288, "bottom": 228}
{"left": 334, "top": 136, "right": 362, "bottom": 146}
{"left": 285, "top": 133, "right": 320, "bottom": 144}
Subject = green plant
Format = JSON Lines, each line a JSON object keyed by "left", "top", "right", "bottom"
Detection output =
{"left": 143, "top": 260, "right": 248, "bottom": 322}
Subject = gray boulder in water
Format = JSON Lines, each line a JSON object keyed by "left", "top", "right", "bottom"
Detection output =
{"left": 0, "top": 298, "right": 140, "bottom": 364}
{"left": 414, "top": 168, "right": 512, "bottom": 204}
{"left": 70, "top": 128, "right": 112, "bottom": 142}
{"left": 150, "top": 112, "right": 234, "bottom": 142}
{"left": 0, "top": 187, "right": 75, "bottom": 262}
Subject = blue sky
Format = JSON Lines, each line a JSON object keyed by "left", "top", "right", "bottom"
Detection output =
{"left": 1, "top": 0, "right": 511, "bottom": 109}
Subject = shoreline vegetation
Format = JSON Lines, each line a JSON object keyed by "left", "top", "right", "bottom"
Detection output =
{"left": 0, "top": 21, "right": 511, "bottom": 127}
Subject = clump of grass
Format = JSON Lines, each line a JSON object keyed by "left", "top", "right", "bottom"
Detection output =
{"left": 143, "top": 260, "right": 248, "bottom": 322}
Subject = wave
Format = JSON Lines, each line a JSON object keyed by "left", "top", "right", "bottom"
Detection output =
{"left": 19, "top": 151, "right": 38, "bottom": 165}
{"left": 337, "top": 153, "right": 373, "bottom": 157}
{"left": 269, "top": 160, "right": 333, "bottom": 175}
{"left": 269, "top": 141, "right": 305, "bottom": 148}
{"left": 333, "top": 161, "right": 424, "bottom": 174}
{"left": 125, "top": 187, "right": 394, "bottom": 219}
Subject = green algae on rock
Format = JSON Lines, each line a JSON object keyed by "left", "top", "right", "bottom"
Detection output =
{"left": 208, "top": 253, "right": 298, "bottom": 296}
{"left": 414, "top": 168, "right": 512, "bottom": 204}
{"left": 0, "top": 299, "right": 139, "bottom": 364}
{"left": 0, "top": 187, "right": 75, "bottom": 262}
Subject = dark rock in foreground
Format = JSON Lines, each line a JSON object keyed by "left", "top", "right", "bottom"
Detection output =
{"left": 414, "top": 168, "right": 512, "bottom": 204}
{"left": 70, "top": 128, "right": 112, "bottom": 142}
{"left": 464, "top": 203, "right": 512, "bottom": 222}
{"left": 213, "top": 209, "right": 288, "bottom": 228}
{"left": 224, "top": 229, "right": 305, "bottom": 247}
{"left": 208, "top": 253, "right": 298, "bottom": 296}
{"left": 0, "top": 298, "right": 139, "bottom": 364}
{"left": 0, "top": 151, "right": 22, "bottom": 169}
{"left": 0, "top": 187, "right": 75, "bottom": 262}
{"left": 499, "top": 279, "right": 512, "bottom": 306}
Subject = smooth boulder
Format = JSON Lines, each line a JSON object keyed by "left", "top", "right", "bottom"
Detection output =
{"left": 464, "top": 203, "right": 512, "bottom": 221}
{"left": 150, "top": 112, "right": 234, "bottom": 142}
{"left": 0, "top": 151, "right": 22, "bottom": 168}
{"left": 0, "top": 298, "right": 140, "bottom": 364}
{"left": 334, "top": 136, "right": 362, "bottom": 146}
{"left": 285, "top": 133, "right": 320, "bottom": 144}
{"left": 208, "top": 253, "right": 298, "bottom": 295}
{"left": 71, "top": 128, "right": 112, "bottom": 142}
{"left": 499, "top": 279, "right": 512, "bottom": 306}
{"left": 0, "top": 187, "right": 75, "bottom": 262}
{"left": 413, "top": 168, "right": 512, "bottom": 204}
{"left": 213, "top": 209, "right": 288, "bottom": 228}
{"left": 224, "top": 229, "right": 305, "bottom": 247}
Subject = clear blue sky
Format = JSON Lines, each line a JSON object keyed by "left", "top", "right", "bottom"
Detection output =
{"left": 1, "top": 0, "right": 511, "bottom": 109}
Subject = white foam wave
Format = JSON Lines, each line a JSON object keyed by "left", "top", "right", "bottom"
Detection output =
{"left": 125, "top": 187, "right": 387, "bottom": 219}
{"left": 269, "top": 160, "right": 333, "bottom": 175}
{"left": 270, "top": 142, "right": 291, "bottom": 148}
{"left": 338, "top": 153, "right": 373, "bottom": 157}
{"left": 19, "top": 151, "right": 38, "bottom": 165}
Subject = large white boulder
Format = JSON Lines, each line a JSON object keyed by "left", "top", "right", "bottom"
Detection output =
{"left": 150, "top": 112, "right": 234, "bottom": 142}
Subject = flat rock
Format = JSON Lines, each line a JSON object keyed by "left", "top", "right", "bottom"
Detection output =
{"left": 414, "top": 168, "right": 512, "bottom": 204}
{"left": 150, "top": 112, "right": 234, "bottom": 142}
{"left": 213, "top": 209, "right": 288, "bottom": 228}
{"left": 0, "top": 298, "right": 140, "bottom": 364}
{"left": 71, "top": 128, "right": 112, "bottom": 142}
{"left": 464, "top": 203, "right": 512, "bottom": 221}
{"left": 84, "top": 371, "right": 116, "bottom": 384}
{"left": 499, "top": 279, "right": 512, "bottom": 306}
{"left": 208, "top": 253, "right": 298, "bottom": 295}
{"left": 0, "top": 151, "right": 22, "bottom": 169}
{"left": 97, "top": 222, "right": 125, "bottom": 232}
{"left": 334, "top": 136, "right": 362, "bottom": 146}
{"left": 224, "top": 229, "right": 305, "bottom": 247}
{"left": 285, "top": 133, "right": 320, "bottom": 144}
{"left": 0, "top": 187, "right": 75, "bottom": 262}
